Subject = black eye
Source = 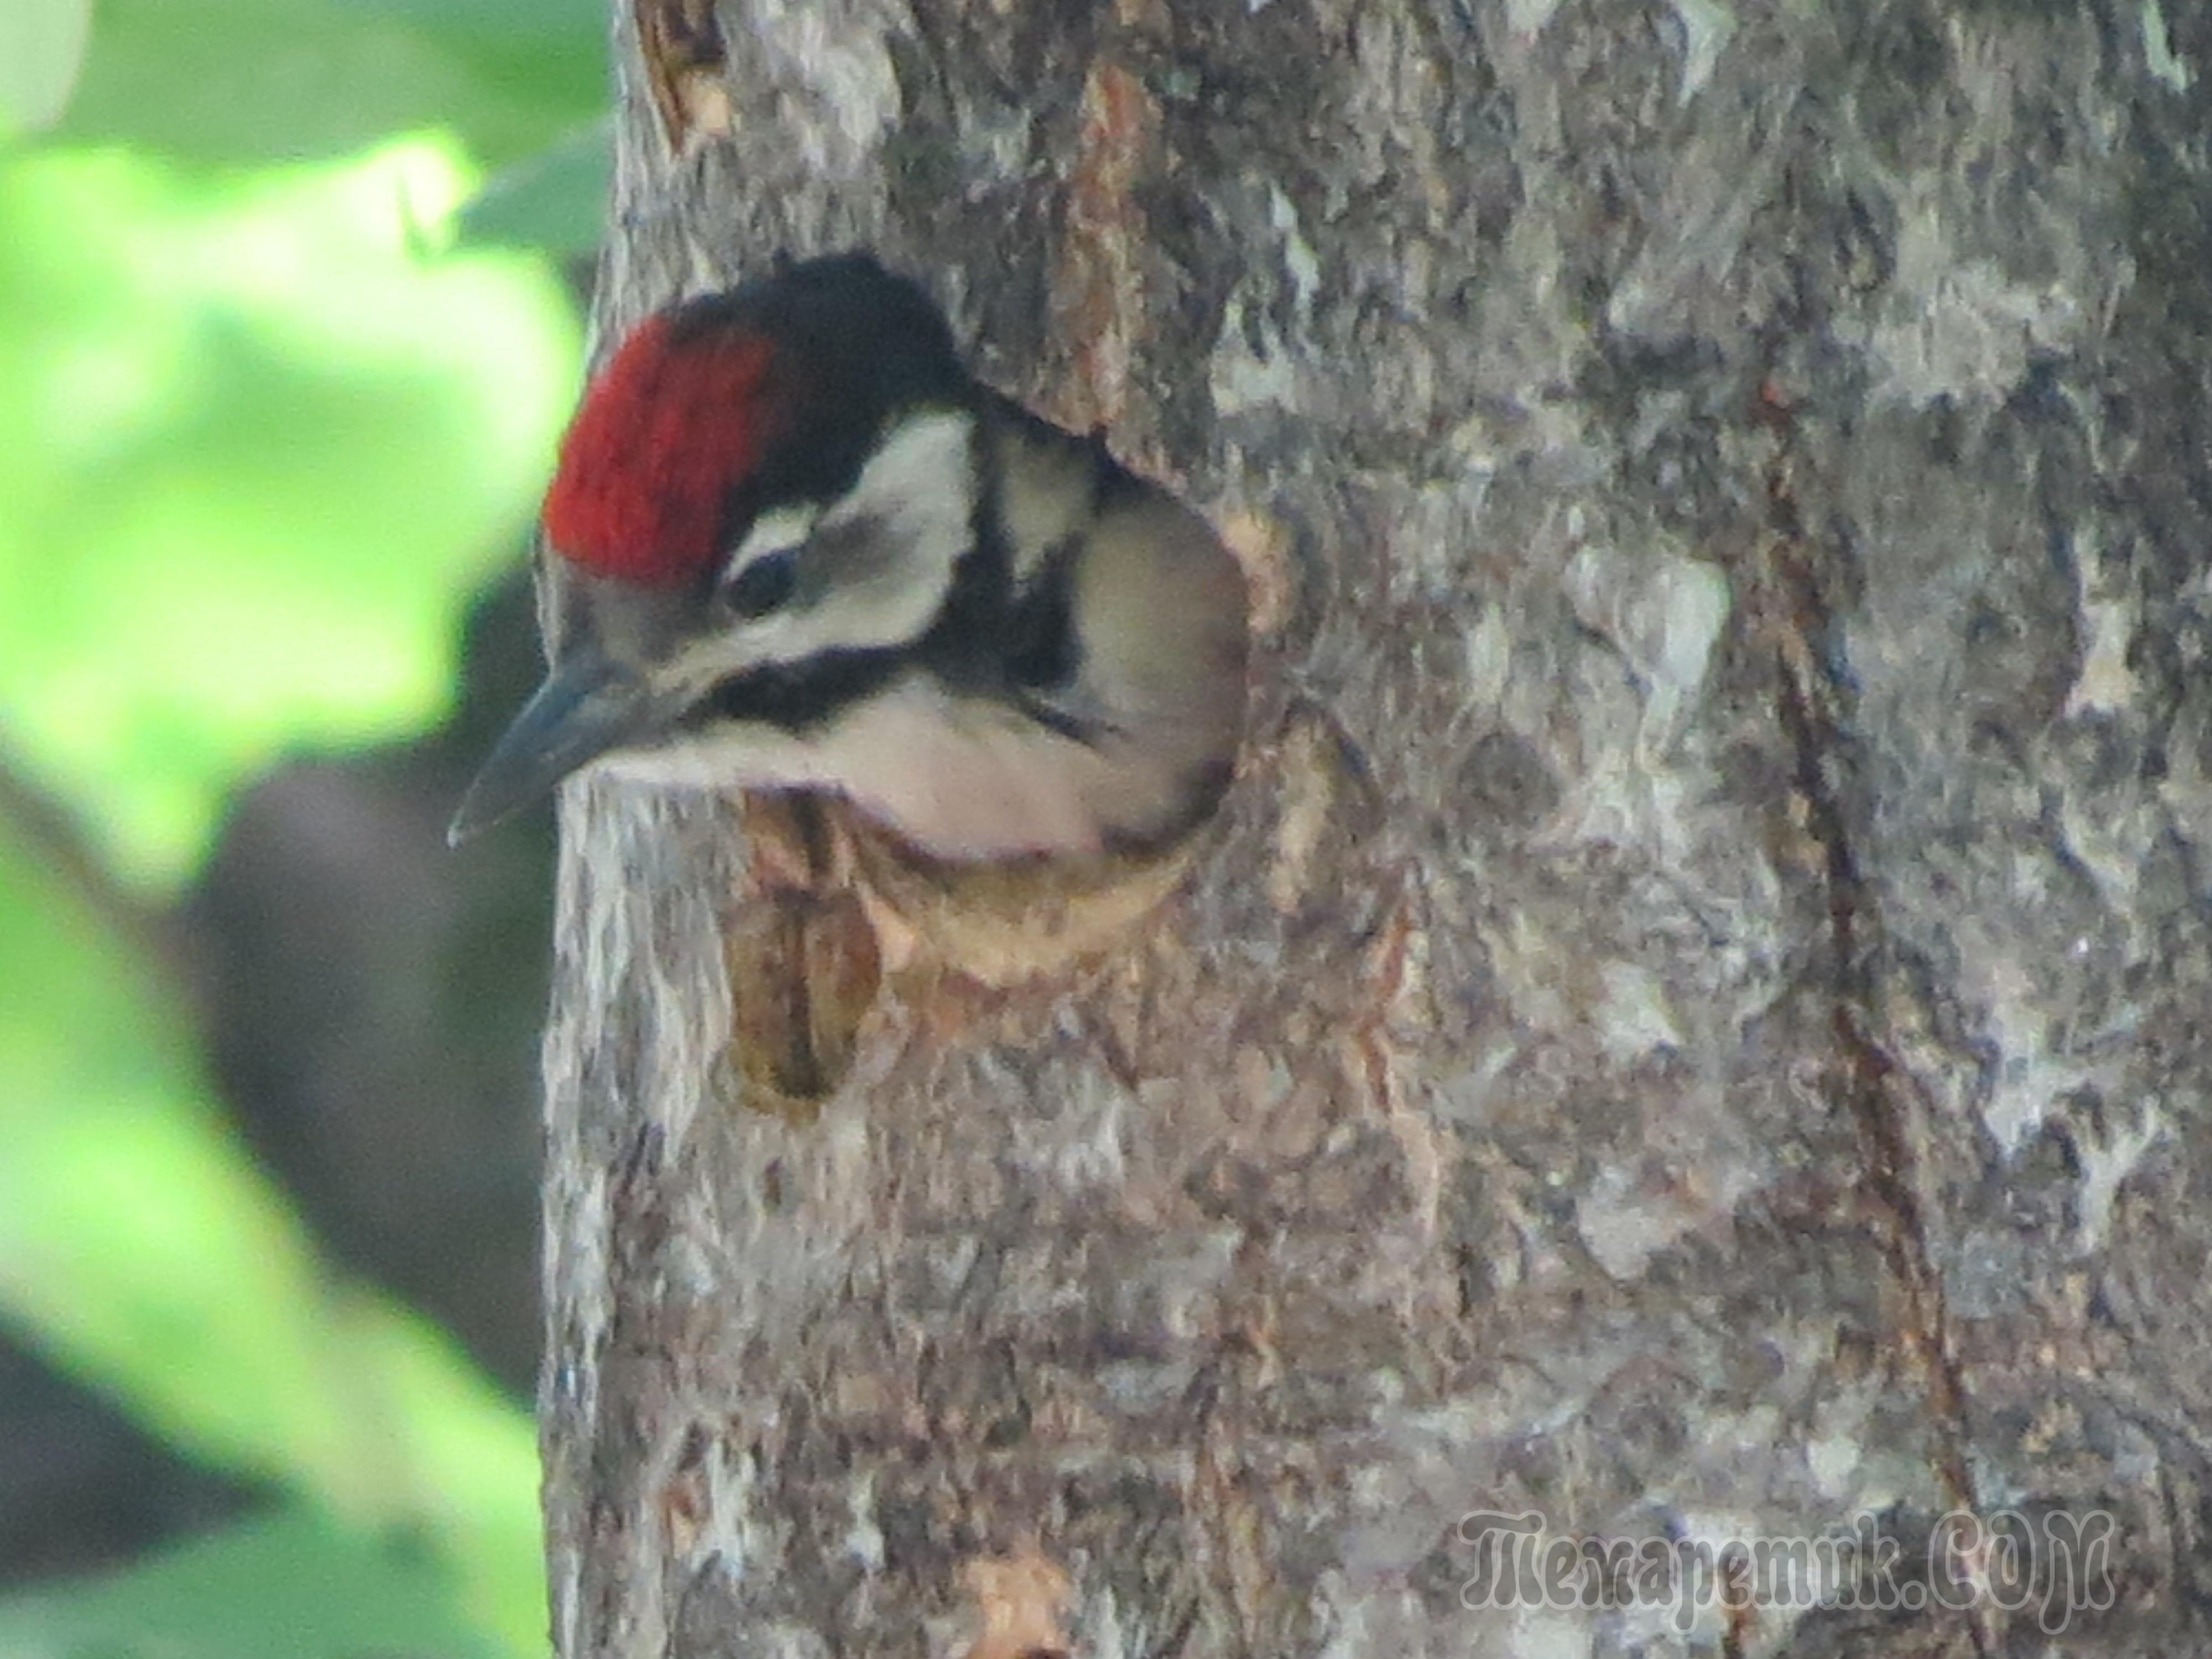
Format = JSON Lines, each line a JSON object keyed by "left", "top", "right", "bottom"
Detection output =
{"left": 723, "top": 547, "right": 799, "bottom": 618}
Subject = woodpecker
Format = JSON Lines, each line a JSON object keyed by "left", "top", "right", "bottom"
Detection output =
{"left": 451, "top": 253, "right": 1249, "bottom": 863}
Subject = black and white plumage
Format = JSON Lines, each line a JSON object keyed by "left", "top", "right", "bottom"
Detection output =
{"left": 452, "top": 253, "right": 1249, "bottom": 863}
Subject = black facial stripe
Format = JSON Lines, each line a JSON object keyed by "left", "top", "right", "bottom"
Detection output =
{"left": 691, "top": 647, "right": 905, "bottom": 734}
{"left": 1003, "top": 530, "right": 1083, "bottom": 692}
{"left": 904, "top": 425, "right": 1013, "bottom": 695}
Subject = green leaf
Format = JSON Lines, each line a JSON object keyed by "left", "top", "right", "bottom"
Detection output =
{"left": 0, "top": 1507, "right": 497, "bottom": 1659}
{"left": 0, "top": 137, "right": 582, "bottom": 889}
{"left": 59, "top": 0, "right": 606, "bottom": 168}
{"left": 457, "top": 120, "right": 612, "bottom": 254}
{"left": 0, "top": 827, "right": 544, "bottom": 1656}
{"left": 0, "top": 0, "right": 91, "bottom": 136}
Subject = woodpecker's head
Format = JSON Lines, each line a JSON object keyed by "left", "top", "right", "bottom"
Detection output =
{"left": 450, "top": 253, "right": 985, "bottom": 841}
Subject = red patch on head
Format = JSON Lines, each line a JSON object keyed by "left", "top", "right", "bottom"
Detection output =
{"left": 541, "top": 312, "right": 781, "bottom": 585}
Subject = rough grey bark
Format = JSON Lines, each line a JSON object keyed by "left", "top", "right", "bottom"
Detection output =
{"left": 541, "top": 2, "right": 2212, "bottom": 1655}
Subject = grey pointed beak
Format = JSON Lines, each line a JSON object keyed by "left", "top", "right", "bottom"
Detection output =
{"left": 448, "top": 651, "right": 661, "bottom": 844}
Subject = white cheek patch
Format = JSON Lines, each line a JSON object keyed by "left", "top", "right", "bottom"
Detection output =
{"left": 833, "top": 409, "right": 977, "bottom": 552}
{"left": 651, "top": 409, "right": 979, "bottom": 700}
{"left": 803, "top": 408, "right": 976, "bottom": 645}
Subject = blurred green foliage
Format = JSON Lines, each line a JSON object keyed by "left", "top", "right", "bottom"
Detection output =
{"left": 0, "top": 1510, "right": 500, "bottom": 1659}
{"left": 60, "top": 0, "right": 606, "bottom": 168}
{"left": 0, "top": 0, "right": 614, "bottom": 1650}
{"left": 0, "top": 138, "right": 579, "bottom": 886}
{"left": 0, "top": 0, "right": 90, "bottom": 136}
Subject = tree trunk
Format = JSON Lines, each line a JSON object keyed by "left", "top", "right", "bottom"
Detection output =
{"left": 541, "top": 2, "right": 2212, "bottom": 1654}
